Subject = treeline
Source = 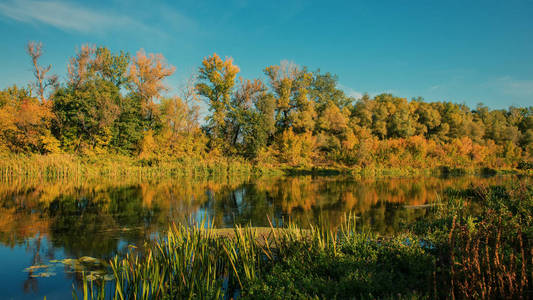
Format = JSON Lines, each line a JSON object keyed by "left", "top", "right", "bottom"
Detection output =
{"left": 1, "top": 42, "right": 532, "bottom": 169}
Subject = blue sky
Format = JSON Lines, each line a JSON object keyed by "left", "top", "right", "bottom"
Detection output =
{"left": 0, "top": 0, "right": 532, "bottom": 108}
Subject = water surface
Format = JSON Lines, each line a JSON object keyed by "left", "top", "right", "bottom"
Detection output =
{"left": 0, "top": 174, "right": 526, "bottom": 299}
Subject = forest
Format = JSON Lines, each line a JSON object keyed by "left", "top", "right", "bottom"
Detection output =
{"left": 1, "top": 42, "right": 532, "bottom": 170}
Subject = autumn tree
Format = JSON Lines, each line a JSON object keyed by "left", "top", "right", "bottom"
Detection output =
{"left": 434, "top": 102, "right": 470, "bottom": 140}
{"left": 157, "top": 93, "right": 206, "bottom": 158}
{"left": 310, "top": 71, "right": 353, "bottom": 154}
{"left": 413, "top": 100, "right": 442, "bottom": 137}
{"left": 317, "top": 101, "right": 349, "bottom": 151}
{"left": 2, "top": 43, "right": 60, "bottom": 154}
{"left": 138, "top": 74, "right": 208, "bottom": 159}
{"left": 66, "top": 45, "right": 130, "bottom": 88}
{"left": 67, "top": 44, "right": 95, "bottom": 88}
{"left": 0, "top": 86, "right": 59, "bottom": 153}
{"left": 195, "top": 53, "right": 240, "bottom": 151}
{"left": 1, "top": 42, "right": 532, "bottom": 168}
{"left": 264, "top": 61, "right": 315, "bottom": 133}
{"left": 160, "top": 96, "right": 194, "bottom": 136}
{"left": 128, "top": 49, "right": 175, "bottom": 124}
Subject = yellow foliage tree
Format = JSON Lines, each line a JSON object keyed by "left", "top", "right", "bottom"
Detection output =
{"left": 196, "top": 53, "right": 240, "bottom": 149}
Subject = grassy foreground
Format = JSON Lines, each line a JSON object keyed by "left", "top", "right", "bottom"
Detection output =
{"left": 73, "top": 184, "right": 532, "bottom": 299}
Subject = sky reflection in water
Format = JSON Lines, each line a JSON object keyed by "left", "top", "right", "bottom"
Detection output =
{"left": 0, "top": 174, "right": 526, "bottom": 299}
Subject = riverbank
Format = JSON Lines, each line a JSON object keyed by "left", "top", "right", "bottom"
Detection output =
{"left": 0, "top": 154, "right": 530, "bottom": 181}
{"left": 73, "top": 183, "right": 532, "bottom": 299}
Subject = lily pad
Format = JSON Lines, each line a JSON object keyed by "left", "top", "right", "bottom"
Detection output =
{"left": 58, "top": 258, "right": 76, "bottom": 265}
{"left": 79, "top": 256, "right": 101, "bottom": 264}
{"left": 23, "top": 265, "right": 49, "bottom": 272}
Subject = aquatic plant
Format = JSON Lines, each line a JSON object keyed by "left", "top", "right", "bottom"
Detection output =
{"left": 73, "top": 184, "right": 532, "bottom": 299}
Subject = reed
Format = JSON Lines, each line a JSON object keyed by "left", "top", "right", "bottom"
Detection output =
{"left": 0, "top": 154, "right": 261, "bottom": 181}
{"left": 1, "top": 154, "right": 524, "bottom": 182}
{"left": 68, "top": 183, "right": 531, "bottom": 299}
{"left": 441, "top": 185, "right": 533, "bottom": 299}
{"left": 75, "top": 214, "right": 436, "bottom": 299}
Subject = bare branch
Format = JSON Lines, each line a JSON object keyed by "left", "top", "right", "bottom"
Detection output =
{"left": 26, "top": 41, "right": 56, "bottom": 103}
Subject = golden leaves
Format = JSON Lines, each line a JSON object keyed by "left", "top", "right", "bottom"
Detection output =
{"left": 68, "top": 44, "right": 95, "bottom": 88}
{"left": 196, "top": 53, "right": 240, "bottom": 142}
{"left": 129, "top": 49, "right": 176, "bottom": 103}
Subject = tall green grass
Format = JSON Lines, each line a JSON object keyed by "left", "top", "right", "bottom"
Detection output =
{"left": 1, "top": 153, "right": 524, "bottom": 182}
{"left": 74, "top": 214, "right": 437, "bottom": 299}
{"left": 0, "top": 154, "right": 266, "bottom": 181}
{"left": 72, "top": 183, "right": 533, "bottom": 299}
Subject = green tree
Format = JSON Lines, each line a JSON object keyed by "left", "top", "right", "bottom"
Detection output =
{"left": 310, "top": 71, "right": 353, "bottom": 113}
{"left": 53, "top": 78, "right": 120, "bottom": 153}
{"left": 110, "top": 94, "right": 145, "bottom": 154}
{"left": 55, "top": 46, "right": 140, "bottom": 154}
{"left": 232, "top": 79, "right": 275, "bottom": 158}
{"left": 93, "top": 47, "right": 130, "bottom": 88}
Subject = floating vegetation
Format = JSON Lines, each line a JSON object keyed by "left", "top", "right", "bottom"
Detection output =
{"left": 85, "top": 271, "right": 114, "bottom": 282}
{"left": 78, "top": 256, "right": 104, "bottom": 265}
{"left": 30, "top": 272, "right": 56, "bottom": 278}
{"left": 23, "top": 264, "right": 57, "bottom": 278}
{"left": 23, "top": 256, "right": 111, "bottom": 280}
{"left": 23, "top": 265, "right": 49, "bottom": 272}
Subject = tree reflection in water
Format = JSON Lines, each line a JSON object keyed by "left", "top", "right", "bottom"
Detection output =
{"left": 0, "top": 174, "right": 519, "bottom": 249}
{"left": 0, "top": 174, "right": 524, "bottom": 296}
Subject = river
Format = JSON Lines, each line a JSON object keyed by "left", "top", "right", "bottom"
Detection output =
{"left": 0, "top": 174, "right": 526, "bottom": 299}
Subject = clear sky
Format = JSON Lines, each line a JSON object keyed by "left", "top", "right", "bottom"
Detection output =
{"left": 0, "top": 0, "right": 532, "bottom": 108}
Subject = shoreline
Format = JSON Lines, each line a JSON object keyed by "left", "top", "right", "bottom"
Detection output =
{"left": 0, "top": 153, "right": 529, "bottom": 181}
